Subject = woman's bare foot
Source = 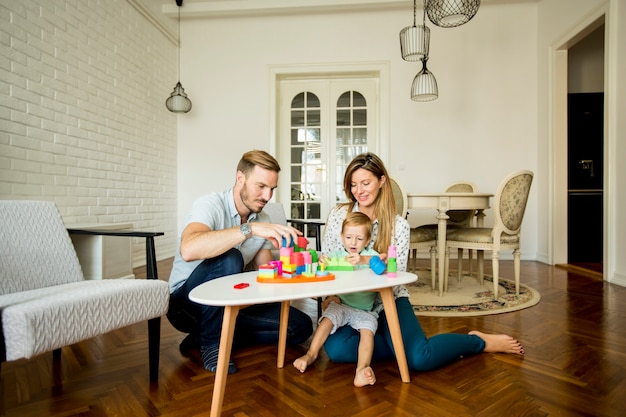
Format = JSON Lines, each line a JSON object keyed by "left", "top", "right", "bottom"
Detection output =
{"left": 293, "top": 353, "right": 317, "bottom": 373}
{"left": 469, "top": 330, "right": 525, "bottom": 355}
{"left": 354, "top": 366, "right": 376, "bottom": 387}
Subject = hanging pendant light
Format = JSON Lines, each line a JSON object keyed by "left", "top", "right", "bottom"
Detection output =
{"left": 409, "top": 1, "right": 438, "bottom": 102}
{"left": 399, "top": 0, "right": 430, "bottom": 61}
{"left": 166, "top": 0, "right": 192, "bottom": 113}
{"left": 426, "top": 0, "right": 480, "bottom": 28}
{"left": 411, "top": 56, "right": 438, "bottom": 101}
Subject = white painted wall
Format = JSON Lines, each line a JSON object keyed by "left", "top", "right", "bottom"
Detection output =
{"left": 177, "top": 2, "right": 540, "bottom": 260}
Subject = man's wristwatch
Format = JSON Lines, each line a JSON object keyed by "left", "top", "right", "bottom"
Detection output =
{"left": 240, "top": 222, "right": 251, "bottom": 239}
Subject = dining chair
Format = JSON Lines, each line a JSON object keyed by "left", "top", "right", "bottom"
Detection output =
{"left": 389, "top": 176, "right": 409, "bottom": 219}
{"left": 409, "top": 182, "right": 477, "bottom": 289}
{"left": 444, "top": 170, "right": 534, "bottom": 299}
{"left": 389, "top": 177, "right": 437, "bottom": 287}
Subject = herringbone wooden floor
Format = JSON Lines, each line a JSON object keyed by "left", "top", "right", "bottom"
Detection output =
{"left": 2, "top": 259, "right": 625, "bottom": 416}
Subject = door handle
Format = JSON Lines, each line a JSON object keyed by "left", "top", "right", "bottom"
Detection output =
{"left": 579, "top": 159, "right": 594, "bottom": 177}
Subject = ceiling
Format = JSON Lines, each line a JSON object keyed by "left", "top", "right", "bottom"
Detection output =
{"left": 160, "top": 0, "right": 529, "bottom": 18}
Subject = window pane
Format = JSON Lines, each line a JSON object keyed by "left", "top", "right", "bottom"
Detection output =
{"left": 291, "top": 92, "right": 305, "bottom": 108}
{"left": 306, "top": 92, "right": 320, "bottom": 107}
{"left": 336, "top": 128, "right": 350, "bottom": 146}
{"left": 337, "top": 91, "right": 351, "bottom": 107}
{"left": 337, "top": 109, "right": 351, "bottom": 126}
{"left": 307, "top": 110, "right": 320, "bottom": 126}
{"left": 353, "top": 109, "right": 366, "bottom": 126}
{"left": 353, "top": 128, "right": 367, "bottom": 145}
{"left": 353, "top": 91, "right": 366, "bottom": 107}
{"left": 306, "top": 128, "right": 320, "bottom": 142}
{"left": 308, "top": 203, "right": 321, "bottom": 219}
{"left": 291, "top": 110, "right": 304, "bottom": 127}
{"left": 291, "top": 203, "right": 304, "bottom": 219}
{"left": 291, "top": 147, "right": 303, "bottom": 164}
{"left": 291, "top": 165, "right": 302, "bottom": 182}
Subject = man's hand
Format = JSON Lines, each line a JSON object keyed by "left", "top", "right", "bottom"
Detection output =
{"left": 250, "top": 222, "right": 302, "bottom": 248}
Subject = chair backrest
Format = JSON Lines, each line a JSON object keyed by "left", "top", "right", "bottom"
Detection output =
{"left": 0, "top": 200, "right": 84, "bottom": 296}
{"left": 262, "top": 202, "right": 288, "bottom": 226}
{"left": 445, "top": 181, "right": 477, "bottom": 225}
{"left": 494, "top": 170, "right": 534, "bottom": 235}
{"left": 389, "top": 177, "right": 408, "bottom": 218}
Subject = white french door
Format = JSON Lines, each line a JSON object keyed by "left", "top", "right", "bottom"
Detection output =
{"left": 277, "top": 77, "right": 379, "bottom": 245}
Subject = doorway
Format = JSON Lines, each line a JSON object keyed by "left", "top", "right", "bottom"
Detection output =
{"left": 565, "top": 25, "right": 605, "bottom": 275}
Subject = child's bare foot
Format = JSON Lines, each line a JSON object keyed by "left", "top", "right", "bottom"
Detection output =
{"left": 293, "top": 353, "right": 317, "bottom": 373}
{"left": 469, "top": 331, "right": 525, "bottom": 355}
{"left": 354, "top": 366, "right": 376, "bottom": 387}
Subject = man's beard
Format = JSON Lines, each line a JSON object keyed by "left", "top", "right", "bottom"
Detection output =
{"left": 240, "top": 188, "right": 265, "bottom": 214}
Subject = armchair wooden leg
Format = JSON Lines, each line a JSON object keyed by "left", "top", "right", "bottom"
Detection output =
{"left": 492, "top": 252, "right": 500, "bottom": 299}
{"left": 457, "top": 248, "right": 463, "bottom": 283}
{"left": 478, "top": 250, "right": 485, "bottom": 285}
{"left": 514, "top": 248, "right": 521, "bottom": 295}
{"left": 429, "top": 246, "right": 436, "bottom": 290}
{"left": 148, "top": 317, "right": 161, "bottom": 382}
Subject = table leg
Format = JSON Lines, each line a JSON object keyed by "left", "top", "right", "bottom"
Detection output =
{"left": 379, "top": 288, "right": 410, "bottom": 383}
{"left": 145, "top": 236, "right": 158, "bottom": 280}
{"left": 210, "top": 305, "right": 240, "bottom": 417}
{"left": 277, "top": 300, "right": 290, "bottom": 368}
{"left": 436, "top": 209, "right": 449, "bottom": 297}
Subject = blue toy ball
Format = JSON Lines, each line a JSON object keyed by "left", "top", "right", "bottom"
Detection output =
{"left": 369, "top": 256, "right": 386, "bottom": 275}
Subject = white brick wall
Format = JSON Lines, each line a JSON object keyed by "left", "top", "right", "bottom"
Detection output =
{"left": 0, "top": 0, "right": 178, "bottom": 269}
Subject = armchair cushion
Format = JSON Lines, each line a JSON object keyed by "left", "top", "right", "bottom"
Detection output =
{"left": 0, "top": 279, "right": 168, "bottom": 361}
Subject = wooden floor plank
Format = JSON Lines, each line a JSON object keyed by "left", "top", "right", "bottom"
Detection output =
{"left": 2, "top": 259, "right": 626, "bottom": 416}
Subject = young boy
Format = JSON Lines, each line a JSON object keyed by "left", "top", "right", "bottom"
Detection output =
{"left": 293, "top": 212, "right": 379, "bottom": 387}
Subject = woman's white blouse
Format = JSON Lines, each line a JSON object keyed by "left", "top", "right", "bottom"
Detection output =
{"left": 322, "top": 203, "right": 411, "bottom": 305}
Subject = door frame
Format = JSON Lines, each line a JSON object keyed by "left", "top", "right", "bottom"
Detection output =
{"left": 268, "top": 61, "right": 391, "bottom": 200}
{"left": 550, "top": 10, "right": 607, "bottom": 274}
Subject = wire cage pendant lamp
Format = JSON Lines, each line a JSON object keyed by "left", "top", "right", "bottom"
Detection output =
{"left": 408, "top": 0, "right": 438, "bottom": 101}
{"left": 399, "top": 0, "right": 430, "bottom": 61}
{"left": 411, "top": 56, "right": 438, "bottom": 101}
{"left": 426, "top": 0, "right": 481, "bottom": 28}
{"left": 166, "top": 0, "right": 192, "bottom": 113}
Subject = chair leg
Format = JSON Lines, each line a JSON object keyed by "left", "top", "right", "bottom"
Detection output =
{"left": 492, "top": 251, "right": 500, "bottom": 299}
{"left": 444, "top": 247, "right": 450, "bottom": 292}
{"left": 457, "top": 248, "right": 463, "bottom": 283}
{"left": 478, "top": 250, "right": 485, "bottom": 285}
{"left": 317, "top": 297, "right": 323, "bottom": 318}
{"left": 429, "top": 246, "right": 437, "bottom": 290}
{"left": 148, "top": 317, "right": 161, "bottom": 382}
{"left": 514, "top": 248, "right": 521, "bottom": 295}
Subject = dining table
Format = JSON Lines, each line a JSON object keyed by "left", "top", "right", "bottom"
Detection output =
{"left": 407, "top": 192, "right": 493, "bottom": 296}
{"left": 189, "top": 269, "right": 417, "bottom": 417}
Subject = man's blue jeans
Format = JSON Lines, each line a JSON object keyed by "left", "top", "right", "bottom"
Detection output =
{"left": 167, "top": 248, "right": 313, "bottom": 348}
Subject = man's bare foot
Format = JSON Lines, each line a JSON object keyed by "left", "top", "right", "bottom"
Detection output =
{"left": 293, "top": 353, "right": 317, "bottom": 373}
{"left": 469, "top": 330, "right": 525, "bottom": 355}
{"left": 354, "top": 366, "right": 376, "bottom": 387}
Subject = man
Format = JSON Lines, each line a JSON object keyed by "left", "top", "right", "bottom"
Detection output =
{"left": 167, "top": 150, "right": 313, "bottom": 374}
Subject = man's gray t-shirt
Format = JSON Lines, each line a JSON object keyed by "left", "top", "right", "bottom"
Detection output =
{"left": 168, "top": 188, "right": 273, "bottom": 293}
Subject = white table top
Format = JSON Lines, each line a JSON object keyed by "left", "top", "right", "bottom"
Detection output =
{"left": 189, "top": 269, "right": 418, "bottom": 306}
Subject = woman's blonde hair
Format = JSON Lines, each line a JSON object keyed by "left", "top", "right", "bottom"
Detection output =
{"left": 341, "top": 152, "right": 396, "bottom": 254}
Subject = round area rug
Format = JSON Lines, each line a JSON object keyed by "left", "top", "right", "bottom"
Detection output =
{"left": 407, "top": 271, "right": 541, "bottom": 317}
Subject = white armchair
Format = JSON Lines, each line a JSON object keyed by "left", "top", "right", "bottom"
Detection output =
{"left": 0, "top": 200, "right": 169, "bottom": 382}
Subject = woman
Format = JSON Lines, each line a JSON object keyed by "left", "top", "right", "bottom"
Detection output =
{"left": 322, "top": 152, "right": 524, "bottom": 371}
